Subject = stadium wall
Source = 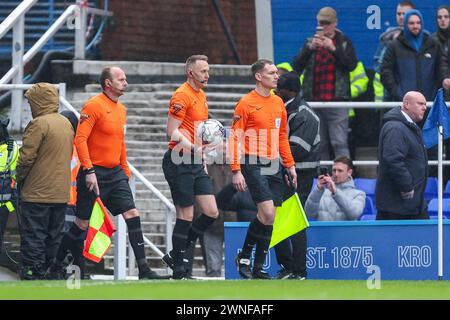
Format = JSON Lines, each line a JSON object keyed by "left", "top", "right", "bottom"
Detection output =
{"left": 100, "top": 0, "right": 257, "bottom": 64}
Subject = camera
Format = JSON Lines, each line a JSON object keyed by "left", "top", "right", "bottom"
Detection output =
{"left": 318, "top": 166, "right": 328, "bottom": 176}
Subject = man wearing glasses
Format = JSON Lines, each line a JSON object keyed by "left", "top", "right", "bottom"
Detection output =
{"left": 292, "top": 6, "right": 357, "bottom": 161}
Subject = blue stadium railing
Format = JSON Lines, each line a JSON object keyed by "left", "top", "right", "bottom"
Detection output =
{"left": 0, "top": 0, "right": 96, "bottom": 56}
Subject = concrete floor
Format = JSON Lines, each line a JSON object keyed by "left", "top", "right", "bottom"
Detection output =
{"left": 0, "top": 266, "right": 18, "bottom": 281}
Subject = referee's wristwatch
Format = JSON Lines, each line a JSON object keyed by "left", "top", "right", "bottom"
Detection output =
{"left": 85, "top": 167, "right": 95, "bottom": 174}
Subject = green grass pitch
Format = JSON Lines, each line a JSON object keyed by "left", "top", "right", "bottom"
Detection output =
{"left": 1, "top": 279, "right": 450, "bottom": 300}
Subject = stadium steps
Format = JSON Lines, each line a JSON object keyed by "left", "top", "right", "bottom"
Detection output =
{"left": 72, "top": 91, "right": 246, "bottom": 102}
{"left": 82, "top": 83, "right": 253, "bottom": 94}
{"left": 66, "top": 80, "right": 246, "bottom": 277}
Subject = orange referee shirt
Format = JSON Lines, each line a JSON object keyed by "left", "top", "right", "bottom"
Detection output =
{"left": 75, "top": 93, "right": 131, "bottom": 177}
{"left": 167, "top": 82, "right": 208, "bottom": 150}
{"left": 230, "top": 90, "right": 295, "bottom": 172}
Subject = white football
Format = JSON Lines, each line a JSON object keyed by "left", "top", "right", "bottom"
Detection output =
{"left": 197, "top": 119, "right": 225, "bottom": 147}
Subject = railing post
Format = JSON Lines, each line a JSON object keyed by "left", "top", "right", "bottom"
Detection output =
{"left": 165, "top": 207, "right": 173, "bottom": 254}
{"left": 58, "top": 83, "right": 66, "bottom": 109}
{"left": 74, "top": 0, "right": 87, "bottom": 59}
{"left": 10, "top": 15, "right": 24, "bottom": 132}
{"left": 114, "top": 215, "right": 127, "bottom": 280}
{"left": 128, "top": 175, "right": 137, "bottom": 276}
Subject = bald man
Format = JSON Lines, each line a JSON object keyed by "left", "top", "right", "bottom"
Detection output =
{"left": 375, "top": 91, "right": 429, "bottom": 220}
{"left": 50, "top": 66, "right": 169, "bottom": 280}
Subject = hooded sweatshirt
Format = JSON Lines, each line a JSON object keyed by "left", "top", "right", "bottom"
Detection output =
{"left": 380, "top": 20, "right": 440, "bottom": 101}
{"left": 432, "top": 6, "right": 450, "bottom": 46}
{"left": 403, "top": 10, "right": 424, "bottom": 53}
{"left": 17, "top": 83, "right": 74, "bottom": 203}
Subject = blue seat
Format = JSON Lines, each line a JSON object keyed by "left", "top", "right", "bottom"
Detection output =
{"left": 359, "top": 214, "right": 376, "bottom": 221}
{"left": 444, "top": 180, "right": 450, "bottom": 198}
{"left": 427, "top": 198, "right": 450, "bottom": 217}
{"left": 424, "top": 177, "right": 438, "bottom": 202}
{"left": 429, "top": 215, "right": 448, "bottom": 219}
{"left": 354, "top": 178, "right": 376, "bottom": 201}
{"left": 361, "top": 197, "right": 376, "bottom": 216}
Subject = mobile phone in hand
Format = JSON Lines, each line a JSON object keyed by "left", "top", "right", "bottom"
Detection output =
{"left": 316, "top": 26, "right": 324, "bottom": 37}
{"left": 318, "top": 166, "right": 328, "bottom": 176}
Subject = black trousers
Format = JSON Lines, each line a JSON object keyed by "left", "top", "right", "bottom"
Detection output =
{"left": 0, "top": 206, "right": 9, "bottom": 253}
{"left": 273, "top": 168, "right": 315, "bottom": 277}
{"left": 296, "top": 168, "right": 317, "bottom": 205}
{"left": 274, "top": 230, "right": 307, "bottom": 275}
{"left": 18, "top": 202, "right": 66, "bottom": 268}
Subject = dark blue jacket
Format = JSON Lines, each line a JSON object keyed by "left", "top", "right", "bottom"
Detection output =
{"left": 375, "top": 107, "right": 428, "bottom": 215}
{"left": 380, "top": 33, "right": 440, "bottom": 101}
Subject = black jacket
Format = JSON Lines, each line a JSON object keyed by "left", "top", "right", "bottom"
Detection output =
{"left": 440, "top": 38, "right": 450, "bottom": 82}
{"left": 285, "top": 96, "right": 320, "bottom": 170}
{"left": 292, "top": 30, "right": 357, "bottom": 101}
{"left": 375, "top": 107, "right": 428, "bottom": 215}
{"left": 380, "top": 33, "right": 440, "bottom": 101}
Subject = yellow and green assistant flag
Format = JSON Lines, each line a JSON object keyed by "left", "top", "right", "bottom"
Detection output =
{"left": 83, "top": 197, "right": 116, "bottom": 263}
{"left": 270, "top": 192, "right": 309, "bottom": 248}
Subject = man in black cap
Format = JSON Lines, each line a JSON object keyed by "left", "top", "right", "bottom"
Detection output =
{"left": 274, "top": 71, "right": 321, "bottom": 279}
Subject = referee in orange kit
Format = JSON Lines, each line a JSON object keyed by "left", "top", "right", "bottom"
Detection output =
{"left": 50, "top": 66, "right": 167, "bottom": 280}
{"left": 231, "top": 59, "right": 297, "bottom": 279}
{"left": 162, "top": 55, "right": 219, "bottom": 279}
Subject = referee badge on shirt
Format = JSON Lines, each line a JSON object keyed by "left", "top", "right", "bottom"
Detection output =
{"left": 80, "top": 113, "right": 89, "bottom": 124}
{"left": 275, "top": 118, "right": 281, "bottom": 129}
{"left": 171, "top": 104, "right": 183, "bottom": 115}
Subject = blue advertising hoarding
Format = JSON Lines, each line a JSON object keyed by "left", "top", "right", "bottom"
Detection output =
{"left": 225, "top": 220, "right": 450, "bottom": 280}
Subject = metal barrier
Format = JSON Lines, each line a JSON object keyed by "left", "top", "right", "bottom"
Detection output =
{"left": 308, "top": 101, "right": 450, "bottom": 108}
{"left": 0, "top": 0, "right": 112, "bottom": 131}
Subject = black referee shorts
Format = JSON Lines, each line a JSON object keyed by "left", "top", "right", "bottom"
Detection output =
{"left": 162, "top": 150, "right": 214, "bottom": 207}
{"left": 76, "top": 165, "right": 136, "bottom": 220}
{"left": 241, "top": 157, "right": 284, "bottom": 207}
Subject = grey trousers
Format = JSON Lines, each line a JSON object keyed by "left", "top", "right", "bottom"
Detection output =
{"left": 201, "top": 226, "right": 224, "bottom": 277}
{"left": 316, "top": 108, "right": 350, "bottom": 160}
